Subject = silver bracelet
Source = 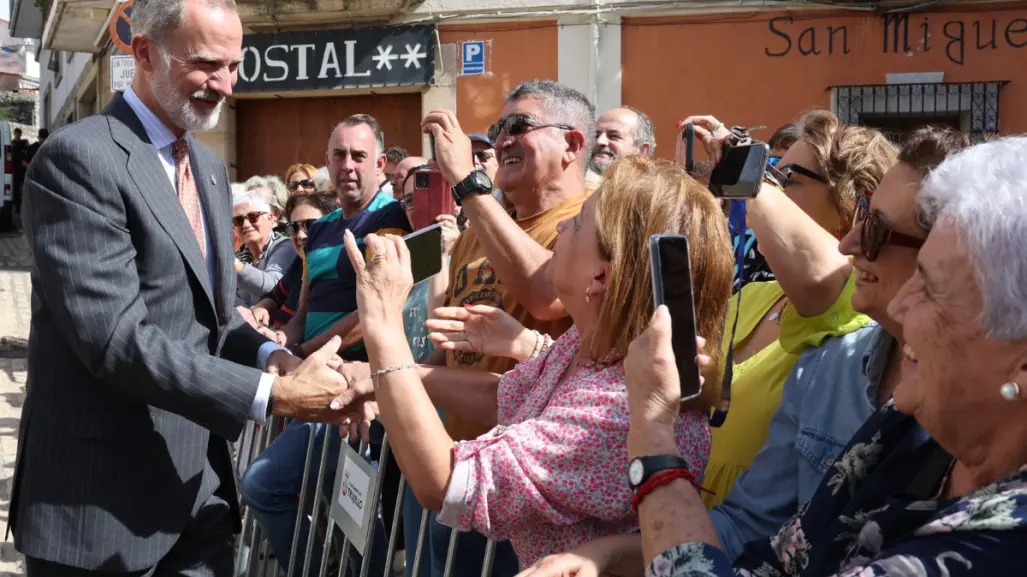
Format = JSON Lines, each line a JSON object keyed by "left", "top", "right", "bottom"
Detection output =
{"left": 530, "top": 330, "right": 543, "bottom": 358}
{"left": 372, "top": 363, "right": 418, "bottom": 385}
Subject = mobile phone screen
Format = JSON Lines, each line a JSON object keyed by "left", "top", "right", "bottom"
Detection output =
{"left": 650, "top": 235, "right": 702, "bottom": 401}
{"left": 404, "top": 224, "right": 443, "bottom": 285}
{"left": 708, "top": 143, "right": 769, "bottom": 198}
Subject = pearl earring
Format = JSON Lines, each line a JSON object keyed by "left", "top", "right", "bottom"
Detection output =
{"left": 1000, "top": 381, "right": 1021, "bottom": 401}
{"left": 585, "top": 287, "right": 592, "bottom": 304}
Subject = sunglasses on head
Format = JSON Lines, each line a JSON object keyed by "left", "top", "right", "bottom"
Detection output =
{"left": 853, "top": 194, "right": 924, "bottom": 261}
{"left": 284, "top": 218, "right": 317, "bottom": 235}
{"left": 287, "top": 179, "right": 315, "bottom": 191}
{"left": 232, "top": 212, "right": 266, "bottom": 227}
{"left": 487, "top": 113, "right": 575, "bottom": 143}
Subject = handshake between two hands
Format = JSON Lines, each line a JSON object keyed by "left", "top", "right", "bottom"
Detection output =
{"left": 265, "top": 339, "right": 378, "bottom": 443}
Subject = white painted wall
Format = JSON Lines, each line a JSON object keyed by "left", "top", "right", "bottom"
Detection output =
{"left": 38, "top": 47, "right": 92, "bottom": 128}
{"left": 557, "top": 15, "right": 621, "bottom": 116}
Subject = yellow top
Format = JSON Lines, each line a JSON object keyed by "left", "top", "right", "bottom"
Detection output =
{"left": 701, "top": 275, "right": 869, "bottom": 508}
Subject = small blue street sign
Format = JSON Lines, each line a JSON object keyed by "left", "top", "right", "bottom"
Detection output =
{"left": 461, "top": 41, "right": 485, "bottom": 76}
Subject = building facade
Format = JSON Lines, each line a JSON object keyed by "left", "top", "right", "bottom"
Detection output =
{"left": 10, "top": 0, "right": 1026, "bottom": 181}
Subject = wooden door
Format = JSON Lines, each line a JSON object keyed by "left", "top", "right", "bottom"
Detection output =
{"left": 235, "top": 92, "right": 423, "bottom": 181}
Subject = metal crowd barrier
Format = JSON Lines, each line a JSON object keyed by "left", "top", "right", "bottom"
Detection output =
{"left": 231, "top": 416, "right": 501, "bottom": 577}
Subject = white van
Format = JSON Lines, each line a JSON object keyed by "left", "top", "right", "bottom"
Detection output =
{"left": 0, "top": 121, "right": 14, "bottom": 233}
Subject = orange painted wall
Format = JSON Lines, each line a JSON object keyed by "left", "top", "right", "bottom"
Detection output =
{"left": 440, "top": 21, "right": 559, "bottom": 134}
{"left": 623, "top": 6, "right": 1027, "bottom": 160}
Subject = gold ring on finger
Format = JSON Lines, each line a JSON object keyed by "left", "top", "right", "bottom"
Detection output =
{"left": 370, "top": 253, "right": 386, "bottom": 264}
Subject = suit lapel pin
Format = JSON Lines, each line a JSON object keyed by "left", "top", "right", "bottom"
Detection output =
{"left": 211, "top": 175, "right": 217, "bottom": 185}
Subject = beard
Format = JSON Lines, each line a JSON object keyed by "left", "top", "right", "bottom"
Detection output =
{"left": 150, "top": 52, "right": 224, "bottom": 132}
{"left": 589, "top": 148, "right": 615, "bottom": 174}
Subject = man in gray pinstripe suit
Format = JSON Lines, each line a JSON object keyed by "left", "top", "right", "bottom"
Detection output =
{"left": 9, "top": 0, "right": 362, "bottom": 574}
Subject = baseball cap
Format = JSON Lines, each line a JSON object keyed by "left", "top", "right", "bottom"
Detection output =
{"left": 469, "top": 133, "right": 494, "bottom": 147}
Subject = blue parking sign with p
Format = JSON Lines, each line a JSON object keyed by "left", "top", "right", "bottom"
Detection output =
{"left": 461, "top": 41, "right": 485, "bottom": 76}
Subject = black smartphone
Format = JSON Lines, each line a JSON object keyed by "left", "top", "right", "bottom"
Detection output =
{"left": 649, "top": 235, "right": 702, "bottom": 402}
{"left": 428, "top": 132, "right": 437, "bottom": 161}
{"left": 708, "top": 143, "right": 769, "bottom": 198}
{"left": 404, "top": 223, "right": 444, "bottom": 285}
{"left": 684, "top": 123, "right": 695, "bottom": 172}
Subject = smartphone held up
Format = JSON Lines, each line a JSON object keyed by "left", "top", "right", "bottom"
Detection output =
{"left": 649, "top": 234, "right": 703, "bottom": 403}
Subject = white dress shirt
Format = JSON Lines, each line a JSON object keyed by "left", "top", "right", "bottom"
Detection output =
{"left": 123, "top": 86, "right": 277, "bottom": 423}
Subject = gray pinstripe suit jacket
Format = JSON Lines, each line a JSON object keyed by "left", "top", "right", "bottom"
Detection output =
{"left": 10, "top": 92, "right": 269, "bottom": 571}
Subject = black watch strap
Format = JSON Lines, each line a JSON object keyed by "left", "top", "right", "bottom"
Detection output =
{"left": 451, "top": 170, "right": 491, "bottom": 206}
{"left": 629, "top": 455, "right": 690, "bottom": 490}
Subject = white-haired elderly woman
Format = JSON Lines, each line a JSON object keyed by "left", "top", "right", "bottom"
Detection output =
{"left": 548, "top": 136, "right": 1027, "bottom": 577}
{"left": 244, "top": 174, "right": 290, "bottom": 227}
{"left": 232, "top": 191, "right": 297, "bottom": 307}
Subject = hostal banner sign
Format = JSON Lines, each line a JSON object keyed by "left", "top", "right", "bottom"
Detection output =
{"left": 236, "top": 25, "right": 436, "bottom": 93}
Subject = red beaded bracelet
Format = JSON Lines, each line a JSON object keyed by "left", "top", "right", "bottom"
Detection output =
{"left": 631, "top": 468, "right": 715, "bottom": 513}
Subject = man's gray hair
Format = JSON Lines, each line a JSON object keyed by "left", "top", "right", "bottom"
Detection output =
{"left": 244, "top": 174, "right": 288, "bottom": 218}
{"left": 916, "top": 136, "right": 1027, "bottom": 340}
{"left": 506, "top": 80, "right": 596, "bottom": 171}
{"left": 623, "top": 105, "right": 656, "bottom": 154}
{"left": 333, "top": 114, "right": 385, "bottom": 157}
{"left": 232, "top": 191, "right": 272, "bottom": 214}
{"left": 131, "top": 0, "right": 236, "bottom": 45}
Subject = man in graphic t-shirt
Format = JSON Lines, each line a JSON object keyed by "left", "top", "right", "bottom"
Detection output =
{"left": 420, "top": 79, "right": 595, "bottom": 577}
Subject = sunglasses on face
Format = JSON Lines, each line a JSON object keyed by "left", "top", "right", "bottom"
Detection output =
{"left": 487, "top": 113, "right": 575, "bottom": 143}
{"left": 473, "top": 150, "right": 495, "bottom": 164}
{"left": 287, "top": 179, "right": 315, "bottom": 191}
{"left": 771, "top": 163, "right": 829, "bottom": 187}
{"left": 232, "top": 212, "right": 267, "bottom": 227}
{"left": 853, "top": 194, "right": 925, "bottom": 261}
{"left": 284, "top": 218, "right": 317, "bottom": 236}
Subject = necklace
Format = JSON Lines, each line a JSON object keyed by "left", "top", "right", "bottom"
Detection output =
{"left": 766, "top": 297, "right": 789, "bottom": 323}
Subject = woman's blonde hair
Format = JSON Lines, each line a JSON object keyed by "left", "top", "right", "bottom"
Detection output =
{"left": 284, "top": 163, "right": 319, "bottom": 186}
{"left": 593, "top": 157, "right": 734, "bottom": 412}
{"left": 795, "top": 110, "right": 898, "bottom": 234}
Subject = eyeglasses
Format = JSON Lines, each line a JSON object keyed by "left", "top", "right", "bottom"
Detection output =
{"left": 232, "top": 212, "right": 267, "bottom": 227}
{"left": 287, "top": 179, "right": 315, "bottom": 191}
{"left": 401, "top": 193, "right": 414, "bottom": 210}
{"left": 284, "top": 218, "right": 317, "bottom": 236}
{"left": 770, "top": 163, "right": 829, "bottom": 187}
{"left": 487, "top": 113, "right": 575, "bottom": 143}
{"left": 853, "top": 194, "right": 924, "bottom": 261}
{"left": 473, "top": 150, "right": 495, "bottom": 165}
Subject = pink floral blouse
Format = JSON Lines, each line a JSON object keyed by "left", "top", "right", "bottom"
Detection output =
{"left": 437, "top": 325, "right": 711, "bottom": 566}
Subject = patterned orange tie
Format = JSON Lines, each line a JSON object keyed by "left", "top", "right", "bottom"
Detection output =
{"left": 172, "top": 138, "right": 207, "bottom": 259}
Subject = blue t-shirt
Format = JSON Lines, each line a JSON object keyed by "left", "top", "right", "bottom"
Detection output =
{"left": 303, "top": 192, "right": 411, "bottom": 348}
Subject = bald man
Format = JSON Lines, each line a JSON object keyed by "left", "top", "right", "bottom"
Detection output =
{"left": 389, "top": 155, "right": 429, "bottom": 200}
{"left": 589, "top": 106, "right": 656, "bottom": 175}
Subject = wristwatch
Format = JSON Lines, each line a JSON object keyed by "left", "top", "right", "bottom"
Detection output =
{"left": 451, "top": 170, "right": 493, "bottom": 206}
{"left": 289, "top": 342, "right": 306, "bottom": 359}
{"left": 628, "top": 455, "right": 691, "bottom": 490}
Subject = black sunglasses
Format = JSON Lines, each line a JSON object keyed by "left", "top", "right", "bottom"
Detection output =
{"left": 287, "top": 178, "right": 315, "bottom": 191}
{"left": 284, "top": 218, "right": 317, "bottom": 235}
{"left": 232, "top": 212, "right": 267, "bottom": 227}
{"left": 773, "top": 163, "right": 829, "bottom": 187}
{"left": 488, "top": 113, "right": 575, "bottom": 143}
{"left": 854, "top": 194, "right": 924, "bottom": 261}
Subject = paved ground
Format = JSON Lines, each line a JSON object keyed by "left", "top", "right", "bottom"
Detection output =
{"left": 0, "top": 232, "right": 30, "bottom": 576}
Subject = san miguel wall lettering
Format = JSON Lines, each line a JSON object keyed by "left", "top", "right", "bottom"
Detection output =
{"left": 765, "top": 13, "right": 1027, "bottom": 64}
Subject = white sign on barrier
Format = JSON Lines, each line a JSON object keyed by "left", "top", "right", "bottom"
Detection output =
{"left": 338, "top": 454, "right": 371, "bottom": 522}
{"left": 110, "top": 55, "right": 135, "bottom": 92}
{"left": 330, "top": 440, "right": 380, "bottom": 552}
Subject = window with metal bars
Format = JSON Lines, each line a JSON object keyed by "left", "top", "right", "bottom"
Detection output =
{"left": 832, "top": 82, "right": 1007, "bottom": 141}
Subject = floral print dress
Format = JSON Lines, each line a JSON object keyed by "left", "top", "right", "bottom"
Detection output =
{"left": 646, "top": 401, "right": 1027, "bottom": 577}
{"left": 437, "top": 326, "right": 712, "bottom": 567}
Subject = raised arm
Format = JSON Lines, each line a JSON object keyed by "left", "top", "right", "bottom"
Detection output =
{"left": 422, "top": 110, "right": 567, "bottom": 321}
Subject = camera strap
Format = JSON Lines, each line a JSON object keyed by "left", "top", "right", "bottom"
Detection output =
{"left": 709, "top": 199, "right": 747, "bottom": 428}
{"left": 708, "top": 126, "right": 756, "bottom": 427}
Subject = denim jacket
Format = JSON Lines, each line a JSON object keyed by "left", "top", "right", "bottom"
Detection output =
{"left": 709, "top": 322, "right": 895, "bottom": 561}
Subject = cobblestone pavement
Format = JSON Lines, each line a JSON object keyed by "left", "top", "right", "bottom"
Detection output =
{"left": 0, "top": 232, "right": 30, "bottom": 576}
